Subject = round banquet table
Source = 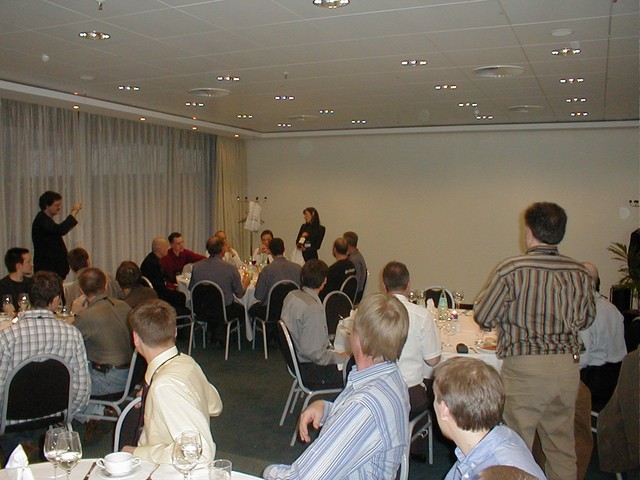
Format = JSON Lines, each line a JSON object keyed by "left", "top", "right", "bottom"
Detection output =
{"left": 1, "top": 459, "right": 261, "bottom": 480}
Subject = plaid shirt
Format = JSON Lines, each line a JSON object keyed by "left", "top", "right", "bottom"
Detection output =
{"left": 0, "top": 309, "right": 91, "bottom": 418}
{"left": 475, "top": 245, "right": 596, "bottom": 358}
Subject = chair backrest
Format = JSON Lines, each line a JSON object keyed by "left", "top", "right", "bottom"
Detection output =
{"left": 340, "top": 275, "right": 358, "bottom": 303}
{"left": 424, "top": 286, "right": 454, "bottom": 308}
{"left": 355, "top": 271, "right": 368, "bottom": 304}
{"left": 1, "top": 355, "right": 72, "bottom": 434}
{"left": 140, "top": 276, "right": 154, "bottom": 289}
{"left": 265, "top": 280, "right": 299, "bottom": 323}
{"left": 324, "top": 291, "right": 353, "bottom": 336}
{"left": 277, "top": 320, "right": 310, "bottom": 392}
{"left": 191, "top": 280, "right": 227, "bottom": 324}
{"left": 113, "top": 397, "right": 142, "bottom": 452}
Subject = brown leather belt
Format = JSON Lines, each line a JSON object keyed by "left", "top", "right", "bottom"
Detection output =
{"left": 91, "top": 362, "right": 130, "bottom": 373}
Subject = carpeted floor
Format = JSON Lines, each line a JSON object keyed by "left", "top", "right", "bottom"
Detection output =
{"left": 6, "top": 335, "right": 628, "bottom": 479}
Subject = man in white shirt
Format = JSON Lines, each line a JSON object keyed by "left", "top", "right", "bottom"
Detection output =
{"left": 214, "top": 230, "right": 243, "bottom": 268}
{"left": 123, "top": 299, "right": 223, "bottom": 464}
{"left": 579, "top": 262, "right": 627, "bottom": 410}
{"left": 382, "top": 261, "right": 441, "bottom": 462}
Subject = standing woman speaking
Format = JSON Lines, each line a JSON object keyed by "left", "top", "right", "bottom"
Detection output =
{"left": 295, "top": 207, "right": 326, "bottom": 262}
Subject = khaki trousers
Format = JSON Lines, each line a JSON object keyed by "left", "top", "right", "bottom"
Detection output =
{"left": 502, "top": 354, "right": 579, "bottom": 480}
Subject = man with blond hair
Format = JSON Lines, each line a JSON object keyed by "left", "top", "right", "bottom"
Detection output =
{"left": 264, "top": 294, "right": 410, "bottom": 479}
{"left": 123, "top": 300, "right": 222, "bottom": 464}
{"left": 433, "top": 357, "right": 546, "bottom": 480}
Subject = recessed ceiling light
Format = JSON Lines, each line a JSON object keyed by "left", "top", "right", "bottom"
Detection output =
{"left": 192, "top": 116, "right": 197, "bottom": 120}
{"left": 185, "top": 102, "right": 205, "bottom": 107}
{"left": 192, "top": 126, "right": 197, "bottom": 130}
{"left": 401, "top": 60, "right": 428, "bottom": 66}
{"left": 319, "top": 109, "right": 334, "bottom": 114}
{"left": 80, "top": 75, "right": 95, "bottom": 81}
{"left": 277, "top": 123, "right": 292, "bottom": 128}
{"left": 476, "top": 115, "right": 493, "bottom": 120}
{"left": 139, "top": 117, "right": 146, "bottom": 121}
{"left": 474, "top": 65, "right": 524, "bottom": 78}
{"left": 234, "top": 134, "right": 239, "bottom": 138}
{"left": 118, "top": 85, "right": 140, "bottom": 91}
{"left": 565, "top": 97, "right": 587, "bottom": 103}
{"left": 434, "top": 84, "right": 457, "bottom": 90}
{"left": 351, "top": 119, "right": 367, "bottom": 125}
{"left": 570, "top": 112, "right": 589, "bottom": 117}
{"left": 551, "top": 28, "right": 574, "bottom": 37}
{"left": 458, "top": 102, "right": 478, "bottom": 107}
{"left": 78, "top": 31, "right": 110, "bottom": 40}
{"left": 559, "top": 78, "right": 584, "bottom": 84}
{"left": 217, "top": 75, "right": 240, "bottom": 82}
{"left": 312, "top": 0, "right": 350, "bottom": 8}
{"left": 188, "top": 88, "right": 230, "bottom": 98}
{"left": 551, "top": 47, "right": 581, "bottom": 56}
{"left": 237, "top": 114, "right": 254, "bottom": 119}
{"left": 72, "top": 105, "right": 80, "bottom": 110}
{"left": 274, "top": 95, "right": 295, "bottom": 101}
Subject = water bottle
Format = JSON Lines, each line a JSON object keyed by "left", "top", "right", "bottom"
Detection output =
{"left": 437, "top": 287, "right": 449, "bottom": 323}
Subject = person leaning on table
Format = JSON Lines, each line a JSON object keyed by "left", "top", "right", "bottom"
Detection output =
{"left": 263, "top": 294, "right": 410, "bottom": 479}
{"left": 122, "top": 299, "right": 222, "bottom": 464}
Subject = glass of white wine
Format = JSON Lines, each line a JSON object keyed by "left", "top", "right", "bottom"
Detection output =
{"left": 44, "top": 427, "right": 66, "bottom": 479}
{"left": 172, "top": 438, "right": 198, "bottom": 480}
{"left": 56, "top": 431, "right": 82, "bottom": 480}
{"left": 18, "top": 293, "right": 29, "bottom": 312}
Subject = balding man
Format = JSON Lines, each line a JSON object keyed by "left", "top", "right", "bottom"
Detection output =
{"left": 579, "top": 262, "right": 627, "bottom": 410}
{"left": 141, "top": 237, "right": 187, "bottom": 311}
{"left": 319, "top": 238, "right": 356, "bottom": 301}
{"left": 214, "top": 230, "right": 243, "bottom": 268}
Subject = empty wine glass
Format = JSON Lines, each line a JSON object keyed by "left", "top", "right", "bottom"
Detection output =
{"left": 56, "top": 431, "right": 82, "bottom": 480}
{"left": 180, "top": 430, "right": 203, "bottom": 460}
{"left": 442, "top": 322, "right": 453, "bottom": 347}
{"left": 453, "top": 290, "right": 464, "bottom": 311}
{"left": 2, "top": 294, "right": 13, "bottom": 314}
{"left": 18, "top": 293, "right": 29, "bottom": 312}
{"left": 44, "top": 427, "right": 66, "bottom": 479}
{"left": 172, "top": 437, "right": 198, "bottom": 480}
{"left": 407, "top": 291, "right": 416, "bottom": 304}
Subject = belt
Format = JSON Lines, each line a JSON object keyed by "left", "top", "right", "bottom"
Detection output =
{"left": 91, "top": 362, "right": 130, "bottom": 373}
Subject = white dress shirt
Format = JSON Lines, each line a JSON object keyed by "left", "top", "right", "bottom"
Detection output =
{"left": 579, "top": 293, "right": 627, "bottom": 368}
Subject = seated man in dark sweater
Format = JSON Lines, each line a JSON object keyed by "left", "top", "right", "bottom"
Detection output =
{"left": 0, "top": 247, "right": 34, "bottom": 314}
{"left": 319, "top": 237, "right": 355, "bottom": 302}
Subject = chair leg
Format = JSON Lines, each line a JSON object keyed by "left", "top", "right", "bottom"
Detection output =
{"left": 290, "top": 420, "right": 299, "bottom": 447}
{"left": 252, "top": 319, "right": 257, "bottom": 351}
{"left": 201, "top": 323, "right": 207, "bottom": 348}
{"left": 225, "top": 322, "right": 231, "bottom": 360}
{"left": 236, "top": 319, "right": 241, "bottom": 351}
{"left": 279, "top": 380, "right": 298, "bottom": 426}
{"left": 187, "top": 321, "right": 194, "bottom": 356}
{"left": 262, "top": 322, "right": 268, "bottom": 360}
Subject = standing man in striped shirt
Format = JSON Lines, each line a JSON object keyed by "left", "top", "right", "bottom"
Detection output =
{"left": 474, "top": 202, "right": 595, "bottom": 480}
{"left": 263, "top": 294, "right": 410, "bottom": 479}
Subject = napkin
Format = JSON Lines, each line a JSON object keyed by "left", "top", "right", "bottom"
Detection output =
{"left": 5, "top": 445, "right": 35, "bottom": 480}
{"left": 244, "top": 201, "right": 262, "bottom": 232}
{"left": 426, "top": 298, "right": 437, "bottom": 316}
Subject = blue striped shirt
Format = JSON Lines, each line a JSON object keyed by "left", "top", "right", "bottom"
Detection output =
{"left": 263, "top": 361, "right": 409, "bottom": 480}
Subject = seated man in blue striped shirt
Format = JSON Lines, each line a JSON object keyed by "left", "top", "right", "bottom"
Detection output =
{"left": 263, "top": 294, "right": 410, "bottom": 480}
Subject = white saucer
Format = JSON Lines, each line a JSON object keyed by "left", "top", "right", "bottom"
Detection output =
{"left": 96, "top": 465, "right": 140, "bottom": 479}
{"left": 477, "top": 345, "right": 497, "bottom": 354}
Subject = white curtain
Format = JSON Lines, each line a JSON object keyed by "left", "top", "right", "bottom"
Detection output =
{"left": 0, "top": 99, "right": 216, "bottom": 278}
{"left": 214, "top": 136, "right": 249, "bottom": 260}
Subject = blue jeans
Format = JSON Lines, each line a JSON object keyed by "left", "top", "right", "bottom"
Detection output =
{"left": 81, "top": 366, "right": 129, "bottom": 417}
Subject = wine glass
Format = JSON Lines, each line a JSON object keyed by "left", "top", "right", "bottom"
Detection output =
{"left": 407, "top": 291, "right": 415, "bottom": 304}
{"left": 172, "top": 438, "right": 198, "bottom": 480}
{"left": 180, "top": 430, "right": 203, "bottom": 459}
{"left": 2, "top": 294, "right": 13, "bottom": 314}
{"left": 44, "top": 427, "right": 66, "bottom": 479}
{"left": 56, "top": 431, "right": 82, "bottom": 480}
{"left": 453, "top": 290, "right": 464, "bottom": 311}
{"left": 18, "top": 293, "right": 29, "bottom": 312}
{"left": 442, "top": 322, "right": 453, "bottom": 347}
{"left": 209, "top": 459, "right": 232, "bottom": 480}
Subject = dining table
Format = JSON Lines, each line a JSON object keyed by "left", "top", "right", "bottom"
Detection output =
{"left": 1, "top": 458, "right": 262, "bottom": 480}
{"left": 176, "top": 274, "right": 257, "bottom": 342}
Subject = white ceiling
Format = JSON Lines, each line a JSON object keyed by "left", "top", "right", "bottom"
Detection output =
{"left": 0, "top": 0, "right": 637, "bottom": 136}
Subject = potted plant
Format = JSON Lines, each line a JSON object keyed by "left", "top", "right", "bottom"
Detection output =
{"left": 607, "top": 241, "right": 640, "bottom": 311}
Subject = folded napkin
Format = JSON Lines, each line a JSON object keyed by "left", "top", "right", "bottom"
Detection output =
{"left": 426, "top": 298, "right": 437, "bottom": 316}
{"left": 5, "top": 445, "right": 35, "bottom": 480}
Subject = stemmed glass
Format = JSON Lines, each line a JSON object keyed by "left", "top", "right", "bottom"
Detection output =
{"left": 44, "top": 427, "right": 66, "bottom": 479}
{"left": 172, "top": 431, "right": 202, "bottom": 480}
{"left": 18, "top": 293, "right": 29, "bottom": 312}
{"left": 442, "top": 322, "right": 454, "bottom": 347}
{"left": 56, "top": 431, "right": 82, "bottom": 480}
{"left": 2, "top": 295, "right": 13, "bottom": 314}
{"left": 453, "top": 290, "right": 464, "bottom": 311}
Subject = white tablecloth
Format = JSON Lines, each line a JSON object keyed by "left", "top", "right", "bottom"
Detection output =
{"left": 176, "top": 274, "right": 256, "bottom": 342}
{"left": 1, "top": 459, "right": 261, "bottom": 480}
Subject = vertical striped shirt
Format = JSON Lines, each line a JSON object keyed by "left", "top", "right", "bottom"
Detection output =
{"left": 263, "top": 361, "right": 409, "bottom": 480}
{"left": 474, "top": 245, "right": 595, "bottom": 358}
{"left": 0, "top": 309, "right": 91, "bottom": 417}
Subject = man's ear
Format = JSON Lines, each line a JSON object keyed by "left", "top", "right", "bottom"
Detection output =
{"left": 436, "top": 400, "right": 451, "bottom": 421}
{"left": 132, "top": 331, "right": 141, "bottom": 348}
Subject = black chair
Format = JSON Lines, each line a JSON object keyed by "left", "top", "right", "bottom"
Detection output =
{"left": 424, "top": 287, "right": 454, "bottom": 308}
{"left": 75, "top": 351, "right": 147, "bottom": 422}
{"left": 323, "top": 291, "right": 352, "bottom": 339}
{"left": 112, "top": 396, "right": 142, "bottom": 451}
{"left": 253, "top": 280, "right": 299, "bottom": 359}
{"left": 340, "top": 275, "right": 358, "bottom": 304}
{"left": 1, "top": 355, "right": 72, "bottom": 434}
{"left": 277, "top": 320, "right": 343, "bottom": 446}
{"left": 192, "top": 280, "right": 241, "bottom": 360}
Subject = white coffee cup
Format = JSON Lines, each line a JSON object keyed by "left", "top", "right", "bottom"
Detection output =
{"left": 96, "top": 452, "right": 141, "bottom": 476}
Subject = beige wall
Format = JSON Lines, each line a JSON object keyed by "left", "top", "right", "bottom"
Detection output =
{"left": 245, "top": 125, "right": 639, "bottom": 302}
